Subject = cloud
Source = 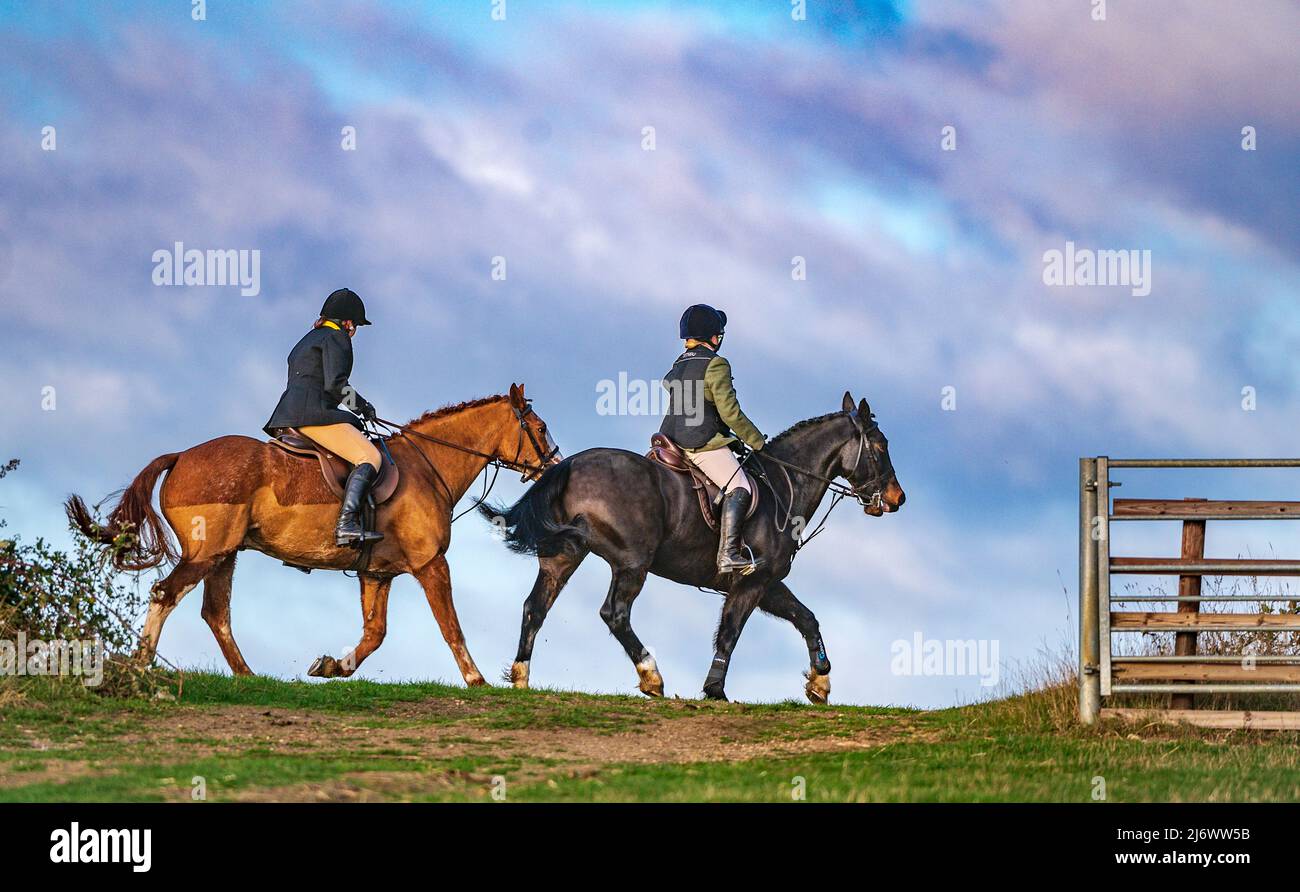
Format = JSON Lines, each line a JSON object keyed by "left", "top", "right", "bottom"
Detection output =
{"left": 1, "top": 2, "right": 1296, "bottom": 707}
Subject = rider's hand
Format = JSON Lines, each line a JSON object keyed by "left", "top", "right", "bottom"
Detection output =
{"left": 357, "top": 399, "right": 377, "bottom": 422}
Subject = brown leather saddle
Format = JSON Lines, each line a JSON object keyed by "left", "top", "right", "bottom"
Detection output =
{"left": 646, "top": 433, "right": 758, "bottom": 532}
{"left": 267, "top": 428, "right": 400, "bottom": 505}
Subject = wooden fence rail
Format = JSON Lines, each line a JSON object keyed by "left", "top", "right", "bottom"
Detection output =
{"left": 1079, "top": 458, "right": 1300, "bottom": 729}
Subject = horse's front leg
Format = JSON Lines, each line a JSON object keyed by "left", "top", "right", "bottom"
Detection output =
{"left": 309, "top": 575, "right": 391, "bottom": 678}
{"left": 760, "top": 580, "right": 831, "bottom": 704}
{"left": 414, "top": 554, "right": 486, "bottom": 687}
{"left": 702, "top": 578, "right": 767, "bottom": 701}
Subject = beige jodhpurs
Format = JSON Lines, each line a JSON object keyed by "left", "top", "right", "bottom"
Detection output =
{"left": 685, "top": 445, "right": 751, "bottom": 494}
{"left": 298, "top": 423, "right": 381, "bottom": 470}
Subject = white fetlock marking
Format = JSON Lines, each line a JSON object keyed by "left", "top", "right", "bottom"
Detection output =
{"left": 153, "top": 582, "right": 195, "bottom": 604}
{"left": 635, "top": 656, "right": 659, "bottom": 675}
{"left": 512, "top": 660, "right": 530, "bottom": 687}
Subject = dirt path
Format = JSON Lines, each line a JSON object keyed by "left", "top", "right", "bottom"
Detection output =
{"left": 123, "top": 696, "right": 921, "bottom": 758}
{"left": 236, "top": 699, "right": 924, "bottom": 801}
{"left": 118, "top": 696, "right": 924, "bottom": 801}
{"left": 1, "top": 691, "right": 936, "bottom": 801}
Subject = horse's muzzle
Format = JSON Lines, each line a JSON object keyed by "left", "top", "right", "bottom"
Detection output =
{"left": 881, "top": 480, "right": 906, "bottom": 513}
{"left": 866, "top": 481, "right": 904, "bottom": 515}
{"left": 522, "top": 451, "right": 563, "bottom": 482}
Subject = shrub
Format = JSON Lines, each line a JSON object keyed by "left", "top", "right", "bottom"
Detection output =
{"left": 0, "top": 459, "right": 175, "bottom": 699}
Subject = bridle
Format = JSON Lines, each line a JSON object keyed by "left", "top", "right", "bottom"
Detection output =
{"left": 514, "top": 401, "right": 562, "bottom": 475}
{"left": 842, "top": 409, "right": 888, "bottom": 512}
{"left": 370, "top": 400, "right": 559, "bottom": 521}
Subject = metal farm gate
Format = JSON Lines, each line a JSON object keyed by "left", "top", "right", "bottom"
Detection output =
{"left": 1079, "top": 457, "right": 1300, "bottom": 730}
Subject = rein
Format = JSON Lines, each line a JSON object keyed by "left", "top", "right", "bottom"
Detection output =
{"left": 752, "top": 413, "right": 885, "bottom": 509}
{"left": 747, "top": 411, "right": 887, "bottom": 555}
{"left": 372, "top": 416, "right": 551, "bottom": 478}
{"left": 370, "top": 403, "right": 556, "bottom": 523}
{"left": 753, "top": 450, "right": 876, "bottom": 506}
{"left": 750, "top": 457, "right": 846, "bottom": 555}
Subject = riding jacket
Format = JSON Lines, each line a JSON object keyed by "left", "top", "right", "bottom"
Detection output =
{"left": 658, "top": 343, "right": 765, "bottom": 452}
{"left": 263, "top": 324, "right": 371, "bottom": 435}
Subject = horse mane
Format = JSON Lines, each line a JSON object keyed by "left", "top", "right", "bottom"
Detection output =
{"left": 766, "top": 411, "right": 847, "bottom": 447}
{"left": 406, "top": 394, "right": 508, "bottom": 427}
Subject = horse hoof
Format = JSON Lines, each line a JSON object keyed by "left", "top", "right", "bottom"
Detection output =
{"left": 636, "top": 658, "right": 664, "bottom": 698}
{"left": 804, "top": 670, "right": 831, "bottom": 705}
{"left": 466, "top": 674, "right": 488, "bottom": 687}
{"left": 308, "top": 655, "right": 338, "bottom": 678}
{"left": 510, "top": 661, "right": 530, "bottom": 689}
{"left": 702, "top": 683, "right": 728, "bottom": 702}
{"left": 638, "top": 672, "right": 665, "bottom": 698}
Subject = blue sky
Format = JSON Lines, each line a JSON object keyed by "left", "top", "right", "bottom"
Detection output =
{"left": 2, "top": 0, "right": 1298, "bottom": 707}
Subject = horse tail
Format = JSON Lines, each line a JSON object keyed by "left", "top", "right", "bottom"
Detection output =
{"left": 479, "top": 458, "right": 587, "bottom": 557}
{"left": 65, "top": 452, "right": 182, "bottom": 571}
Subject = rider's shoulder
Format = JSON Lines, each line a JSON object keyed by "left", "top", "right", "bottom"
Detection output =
{"left": 315, "top": 325, "right": 352, "bottom": 346}
{"left": 679, "top": 344, "right": 719, "bottom": 362}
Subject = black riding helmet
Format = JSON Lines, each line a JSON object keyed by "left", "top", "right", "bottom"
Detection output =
{"left": 679, "top": 303, "right": 726, "bottom": 339}
{"left": 320, "top": 287, "right": 372, "bottom": 325}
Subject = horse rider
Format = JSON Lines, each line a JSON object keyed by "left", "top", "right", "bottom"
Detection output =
{"left": 264, "top": 288, "right": 384, "bottom": 547}
{"left": 659, "top": 304, "right": 768, "bottom": 576}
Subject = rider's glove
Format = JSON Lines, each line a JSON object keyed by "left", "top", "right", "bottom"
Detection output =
{"left": 357, "top": 398, "right": 377, "bottom": 422}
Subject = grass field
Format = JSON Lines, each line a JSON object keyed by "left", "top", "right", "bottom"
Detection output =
{"left": 2, "top": 672, "right": 1299, "bottom": 802}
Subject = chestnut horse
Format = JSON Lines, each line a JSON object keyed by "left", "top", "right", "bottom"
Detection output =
{"left": 66, "top": 384, "right": 560, "bottom": 685}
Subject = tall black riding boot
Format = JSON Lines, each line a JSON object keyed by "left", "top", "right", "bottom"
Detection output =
{"left": 335, "top": 463, "right": 384, "bottom": 547}
{"left": 717, "top": 489, "right": 763, "bottom": 576}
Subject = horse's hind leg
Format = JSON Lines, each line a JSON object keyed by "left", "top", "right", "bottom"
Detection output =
{"left": 760, "top": 580, "right": 831, "bottom": 704}
{"left": 512, "top": 548, "right": 589, "bottom": 689}
{"left": 199, "top": 553, "right": 253, "bottom": 676}
{"left": 414, "top": 554, "right": 486, "bottom": 687}
{"left": 599, "top": 566, "right": 662, "bottom": 697}
{"left": 309, "top": 575, "right": 392, "bottom": 679}
{"left": 137, "top": 557, "right": 220, "bottom": 667}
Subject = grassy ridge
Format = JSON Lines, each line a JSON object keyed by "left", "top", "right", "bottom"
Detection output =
{"left": 1, "top": 672, "right": 1298, "bottom": 802}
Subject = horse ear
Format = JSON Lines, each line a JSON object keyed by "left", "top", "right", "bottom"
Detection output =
{"left": 509, "top": 383, "right": 525, "bottom": 406}
{"left": 841, "top": 391, "right": 855, "bottom": 413}
{"left": 858, "top": 397, "right": 871, "bottom": 417}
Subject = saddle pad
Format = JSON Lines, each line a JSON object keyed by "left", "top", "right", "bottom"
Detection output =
{"left": 268, "top": 431, "right": 400, "bottom": 504}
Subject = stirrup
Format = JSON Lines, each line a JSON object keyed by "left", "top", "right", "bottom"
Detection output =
{"left": 336, "top": 527, "right": 384, "bottom": 548}
{"left": 719, "top": 545, "right": 761, "bottom": 576}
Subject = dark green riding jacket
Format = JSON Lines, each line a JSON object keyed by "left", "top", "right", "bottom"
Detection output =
{"left": 659, "top": 343, "right": 765, "bottom": 453}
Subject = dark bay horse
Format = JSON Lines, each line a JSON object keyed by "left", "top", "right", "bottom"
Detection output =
{"left": 483, "top": 392, "right": 904, "bottom": 703}
{"left": 66, "top": 384, "right": 560, "bottom": 685}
